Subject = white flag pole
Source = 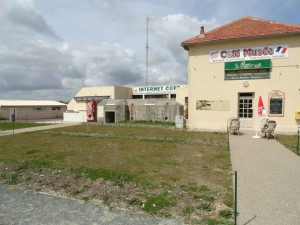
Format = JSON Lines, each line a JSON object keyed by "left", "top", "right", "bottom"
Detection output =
{"left": 252, "top": 116, "right": 261, "bottom": 138}
{"left": 252, "top": 96, "right": 263, "bottom": 139}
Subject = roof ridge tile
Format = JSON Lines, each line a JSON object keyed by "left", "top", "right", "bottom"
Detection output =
{"left": 182, "top": 16, "right": 300, "bottom": 48}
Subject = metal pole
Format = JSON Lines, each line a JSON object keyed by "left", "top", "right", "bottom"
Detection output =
{"left": 234, "top": 171, "right": 237, "bottom": 225}
{"left": 145, "top": 16, "right": 149, "bottom": 86}
{"left": 227, "top": 119, "right": 230, "bottom": 151}
{"left": 297, "top": 128, "right": 299, "bottom": 155}
{"left": 13, "top": 108, "right": 15, "bottom": 134}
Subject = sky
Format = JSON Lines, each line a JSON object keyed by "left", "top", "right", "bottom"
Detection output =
{"left": 0, "top": 0, "right": 299, "bottom": 102}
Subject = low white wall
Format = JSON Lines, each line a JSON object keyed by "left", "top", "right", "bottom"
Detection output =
{"left": 64, "top": 111, "right": 87, "bottom": 123}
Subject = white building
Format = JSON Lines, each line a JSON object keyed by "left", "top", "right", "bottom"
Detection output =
{"left": 65, "top": 85, "right": 184, "bottom": 123}
{"left": 0, "top": 100, "right": 67, "bottom": 121}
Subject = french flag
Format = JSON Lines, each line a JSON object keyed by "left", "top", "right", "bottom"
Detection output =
{"left": 276, "top": 46, "right": 287, "bottom": 54}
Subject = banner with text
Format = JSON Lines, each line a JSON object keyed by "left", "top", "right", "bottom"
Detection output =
{"left": 133, "top": 85, "right": 180, "bottom": 94}
{"left": 210, "top": 45, "right": 288, "bottom": 63}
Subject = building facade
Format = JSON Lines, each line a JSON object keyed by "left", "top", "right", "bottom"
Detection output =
{"left": 65, "top": 85, "right": 184, "bottom": 123}
{"left": 181, "top": 17, "right": 300, "bottom": 133}
{"left": 0, "top": 100, "right": 67, "bottom": 121}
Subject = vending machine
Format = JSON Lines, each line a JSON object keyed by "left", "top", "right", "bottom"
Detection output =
{"left": 86, "top": 101, "right": 97, "bottom": 122}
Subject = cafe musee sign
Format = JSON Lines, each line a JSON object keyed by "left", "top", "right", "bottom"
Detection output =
{"left": 210, "top": 45, "right": 288, "bottom": 63}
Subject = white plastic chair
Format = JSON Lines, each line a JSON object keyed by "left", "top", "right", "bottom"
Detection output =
{"left": 229, "top": 118, "right": 240, "bottom": 135}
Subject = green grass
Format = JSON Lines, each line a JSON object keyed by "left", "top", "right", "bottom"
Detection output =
{"left": 117, "top": 120, "right": 175, "bottom": 126}
{"left": 70, "top": 166, "right": 139, "bottom": 183}
{"left": 200, "top": 218, "right": 233, "bottom": 225}
{"left": 0, "top": 124, "right": 233, "bottom": 223}
{"left": 276, "top": 134, "right": 300, "bottom": 156}
{"left": 0, "top": 122, "right": 48, "bottom": 131}
{"left": 143, "top": 194, "right": 174, "bottom": 214}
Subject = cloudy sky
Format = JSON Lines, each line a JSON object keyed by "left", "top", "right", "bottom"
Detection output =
{"left": 0, "top": 0, "right": 299, "bottom": 102}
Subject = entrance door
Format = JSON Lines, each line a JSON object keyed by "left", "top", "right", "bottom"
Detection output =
{"left": 239, "top": 93, "right": 253, "bottom": 128}
{"left": 105, "top": 111, "right": 115, "bottom": 123}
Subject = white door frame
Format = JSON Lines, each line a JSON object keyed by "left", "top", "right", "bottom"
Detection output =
{"left": 238, "top": 93, "right": 254, "bottom": 129}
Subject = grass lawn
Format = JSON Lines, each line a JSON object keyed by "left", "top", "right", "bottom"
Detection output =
{"left": 0, "top": 122, "right": 48, "bottom": 131}
{"left": 0, "top": 124, "right": 233, "bottom": 224}
{"left": 276, "top": 133, "right": 300, "bottom": 156}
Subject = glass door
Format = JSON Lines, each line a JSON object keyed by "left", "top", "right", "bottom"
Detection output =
{"left": 239, "top": 93, "right": 253, "bottom": 128}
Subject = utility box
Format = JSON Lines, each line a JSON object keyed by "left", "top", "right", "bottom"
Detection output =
{"left": 10, "top": 114, "right": 15, "bottom": 122}
{"left": 9, "top": 108, "right": 16, "bottom": 122}
{"left": 175, "top": 115, "right": 185, "bottom": 129}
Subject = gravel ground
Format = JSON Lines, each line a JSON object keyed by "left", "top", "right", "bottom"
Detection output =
{"left": 0, "top": 184, "right": 183, "bottom": 225}
{"left": 229, "top": 130, "right": 300, "bottom": 225}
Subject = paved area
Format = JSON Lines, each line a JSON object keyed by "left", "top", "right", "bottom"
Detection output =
{"left": 0, "top": 122, "right": 80, "bottom": 136}
{"left": 230, "top": 130, "right": 300, "bottom": 225}
{"left": 0, "top": 184, "right": 183, "bottom": 225}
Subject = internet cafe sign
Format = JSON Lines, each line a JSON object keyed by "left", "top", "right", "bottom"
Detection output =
{"left": 210, "top": 45, "right": 288, "bottom": 63}
{"left": 133, "top": 85, "right": 179, "bottom": 94}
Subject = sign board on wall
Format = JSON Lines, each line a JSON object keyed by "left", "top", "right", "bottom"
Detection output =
{"left": 210, "top": 45, "right": 288, "bottom": 63}
{"left": 224, "top": 59, "right": 271, "bottom": 80}
{"left": 133, "top": 85, "right": 180, "bottom": 94}
{"left": 268, "top": 90, "right": 284, "bottom": 117}
{"left": 224, "top": 59, "right": 271, "bottom": 70}
{"left": 225, "top": 69, "right": 270, "bottom": 80}
{"left": 196, "top": 100, "right": 230, "bottom": 111}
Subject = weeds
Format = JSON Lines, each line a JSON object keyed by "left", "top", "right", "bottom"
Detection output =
{"left": 219, "top": 209, "right": 233, "bottom": 219}
{"left": 0, "top": 124, "right": 233, "bottom": 224}
{"left": 143, "top": 194, "right": 173, "bottom": 214}
{"left": 128, "top": 197, "right": 143, "bottom": 206}
{"left": 197, "top": 203, "right": 213, "bottom": 211}
{"left": 183, "top": 206, "right": 194, "bottom": 215}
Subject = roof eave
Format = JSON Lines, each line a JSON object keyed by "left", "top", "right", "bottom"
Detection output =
{"left": 181, "top": 31, "right": 300, "bottom": 50}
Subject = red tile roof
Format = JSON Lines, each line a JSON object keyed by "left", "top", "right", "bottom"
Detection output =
{"left": 182, "top": 16, "right": 300, "bottom": 49}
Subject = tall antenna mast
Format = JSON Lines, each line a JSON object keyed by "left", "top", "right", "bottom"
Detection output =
{"left": 145, "top": 16, "right": 149, "bottom": 86}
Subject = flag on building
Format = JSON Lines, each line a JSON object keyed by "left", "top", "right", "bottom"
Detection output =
{"left": 258, "top": 96, "right": 266, "bottom": 116}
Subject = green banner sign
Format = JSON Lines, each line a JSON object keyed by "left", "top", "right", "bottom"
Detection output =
{"left": 224, "top": 69, "right": 270, "bottom": 80}
{"left": 225, "top": 59, "right": 271, "bottom": 70}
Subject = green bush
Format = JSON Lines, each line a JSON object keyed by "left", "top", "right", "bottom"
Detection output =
{"left": 219, "top": 209, "right": 233, "bottom": 219}
{"left": 143, "top": 194, "right": 172, "bottom": 214}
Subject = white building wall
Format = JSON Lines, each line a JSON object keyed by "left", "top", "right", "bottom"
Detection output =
{"left": 186, "top": 35, "right": 300, "bottom": 133}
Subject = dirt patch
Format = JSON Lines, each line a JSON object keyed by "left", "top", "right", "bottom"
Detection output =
{"left": 0, "top": 162, "right": 232, "bottom": 224}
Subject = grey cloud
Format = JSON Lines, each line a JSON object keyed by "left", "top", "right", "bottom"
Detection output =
{"left": 152, "top": 14, "right": 218, "bottom": 63}
{"left": 0, "top": 0, "right": 61, "bottom": 40}
{"left": 0, "top": 41, "right": 82, "bottom": 93}
{"left": 142, "top": 14, "right": 219, "bottom": 85}
{"left": 76, "top": 43, "right": 143, "bottom": 86}
{"left": 0, "top": 39, "right": 146, "bottom": 100}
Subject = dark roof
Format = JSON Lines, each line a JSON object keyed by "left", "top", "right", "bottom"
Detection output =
{"left": 182, "top": 16, "right": 300, "bottom": 49}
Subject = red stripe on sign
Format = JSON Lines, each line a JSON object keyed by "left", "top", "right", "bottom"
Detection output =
{"left": 281, "top": 48, "right": 287, "bottom": 54}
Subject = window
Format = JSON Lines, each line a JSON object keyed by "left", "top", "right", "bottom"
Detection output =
{"left": 52, "top": 107, "right": 61, "bottom": 110}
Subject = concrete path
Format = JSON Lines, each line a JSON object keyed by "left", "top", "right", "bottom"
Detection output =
{"left": 229, "top": 130, "right": 300, "bottom": 225}
{"left": 0, "top": 122, "right": 80, "bottom": 136}
{"left": 0, "top": 184, "right": 183, "bottom": 225}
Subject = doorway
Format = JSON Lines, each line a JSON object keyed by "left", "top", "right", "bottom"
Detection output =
{"left": 238, "top": 93, "right": 253, "bottom": 128}
{"left": 105, "top": 111, "right": 115, "bottom": 123}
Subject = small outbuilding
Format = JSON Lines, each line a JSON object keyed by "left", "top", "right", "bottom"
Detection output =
{"left": 65, "top": 85, "right": 184, "bottom": 123}
{"left": 0, "top": 100, "right": 67, "bottom": 121}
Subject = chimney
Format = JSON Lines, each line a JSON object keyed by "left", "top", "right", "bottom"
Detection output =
{"left": 199, "top": 26, "right": 205, "bottom": 38}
